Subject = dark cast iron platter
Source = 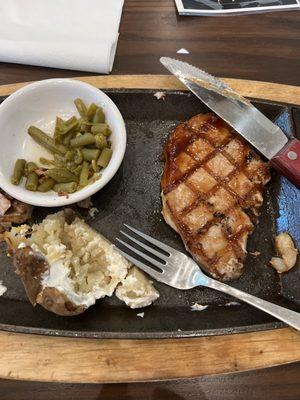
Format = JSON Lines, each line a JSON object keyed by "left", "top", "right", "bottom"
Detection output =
{"left": 0, "top": 88, "right": 299, "bottom": 339}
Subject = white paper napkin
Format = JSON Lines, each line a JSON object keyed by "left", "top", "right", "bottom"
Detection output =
{"left": 0, "top": 0, "right": 124, "bottom": 73}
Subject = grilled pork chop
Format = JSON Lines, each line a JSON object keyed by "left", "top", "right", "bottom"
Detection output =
{"left": 161, "top": 113, "right": 270, "bottom": 281}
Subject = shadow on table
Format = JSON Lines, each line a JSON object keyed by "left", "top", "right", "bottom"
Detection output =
{"left": 1, "top": 362, "right": 300, "bottom": 400}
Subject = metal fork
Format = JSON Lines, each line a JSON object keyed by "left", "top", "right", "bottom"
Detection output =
{"left": 115, "top": 224, "right": 300, "bottom": 331}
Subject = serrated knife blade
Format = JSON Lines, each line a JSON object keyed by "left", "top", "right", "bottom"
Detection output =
{"left": 160, "top": 57, "right": 287, "bottom": 159}
{"left": 160, "top": 57, "right": 300, "bottom": 188}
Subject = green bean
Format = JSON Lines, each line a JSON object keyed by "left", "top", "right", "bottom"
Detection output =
{"left": 45, "top": 168, "right": 78, "bottom": 183}
{"left": 66, "top": 162, "right": 78, "bottom": 171}
{"left": 91, "top": 123, "right": 110, "bottom": 136}
{"left": 54, "top": 154, "right": 66, "bottom": 167}
{"left": 70, "top": 133, "right": 95, "bottom": 147}
{"left": 39, "top": 157, "right": 55, "bottom": 166}
{"left": 53, "top": 182, "right": 77, "bottom": 193}
{"left": 87, "top": 103, "right": 98, "bottom": 122}
{"left": 65, "top": 150, "right": 74, "bottom": 161}
{"left": 28, "top": 126, "right": 65, "bottom": 155}
{"left": 25, "top": 171, "right": 39, "bottom": 191}
{"left": 72, "top": 164, "right": 82, "bottom": 176}
{"left": 84, "top": 143, "right": 98, "bottom": 149}
{"left": 79, "top": 161, "right": 89, "bottom": 188}
{"left": 91, "top": 159, "right": 99, "bottom": 172}
{"left": 54, "top": 134, "right": 63, "bottom": 144}
{"left": 57, "top": 143, "right": 68, "bottom": 154}
{"left": 22, "top": 101, "right": 110, "bottom": 195}
{"left": 11, "top": 159, "right": 26, "bottom": 185}
{"left": 59, "top": 117, "right": 78, "bottom": 136}
{"left": 62, "top": 130, "right": 76, "bottom": 146}
{"left": 54, "top": 157, "right": 77, "bottom": 172}
{"left": 97, "top": 148, "right": 112, "bottom": 168}
{"left": 37, "top": 178, "right": 56, "bottom": 192}
{"left": 93, "top": 107, "right": 105, "bottom": 123}
{"left": 26, "top": 161, "right": 38, "bottom": 174}
{"left": 74, "top": 98, "right": 87, "bottom": 118}
{"left": 65, "top": 116, "right": 77, "bottom": 125}
{"left": 79, "top": 121, "right": 110, "bottom": 134}
{"left": 89, "top": 173, "right": 101, "bottom": 184}
{"left": 74, "top": 148, "right": 83, "bottom": 165}
{"left": 54, "top": 117, "right": 64, "bottom": 137}
{"left": 79, "top": 121, "right": 91, "bottom": 133}
{"left": 81, "top": 121, "right": 106, "bottom": 126}
{"left": 94, "top": 134, "right": 107, "bottom": 149}
{"left": 82, "top": 148, "right": 100, "bottom": 161}
{"left": 54, "top": 118, "right": 66, "bottom": 144}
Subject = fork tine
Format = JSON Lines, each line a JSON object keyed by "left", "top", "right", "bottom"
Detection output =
{"left": 120, "top": 230, "right": 169, "bottom": 262}
{"left": 114, "top": 244, "right": 163, "bottom": 281}
{"left": 116, "top": 238, "right": 164, "bottom": 270}
{"left": 124, "top": 224, "right": 176, "bottom": 254}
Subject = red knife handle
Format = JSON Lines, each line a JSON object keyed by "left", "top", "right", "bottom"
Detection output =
{"left": 270, "top": 138, "right": 300, "bottom": 189}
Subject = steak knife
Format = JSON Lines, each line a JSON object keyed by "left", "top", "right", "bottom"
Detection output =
{"left": 160, "top": 57, "right": 300, "bottom": 189}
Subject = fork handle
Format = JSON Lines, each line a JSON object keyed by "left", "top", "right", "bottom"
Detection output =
{"left": 204, "top": 278, "right": 300, "bottom": 331}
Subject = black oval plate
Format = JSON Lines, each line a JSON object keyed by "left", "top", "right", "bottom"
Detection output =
{"left": 0, "top": 89, "right": 299, "bottom": 338}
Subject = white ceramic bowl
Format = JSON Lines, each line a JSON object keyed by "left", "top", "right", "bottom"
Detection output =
{"left": 0, "top": 79, "right": 126, "bottom": 207}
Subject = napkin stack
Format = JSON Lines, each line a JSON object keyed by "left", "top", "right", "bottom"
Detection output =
{"left": 0, "top": 0, "right": 124, "bottom": 73}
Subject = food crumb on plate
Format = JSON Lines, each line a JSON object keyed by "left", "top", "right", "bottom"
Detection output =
{"left": 58, "top": 191, "right": 69, "bottom": 198}
{"left": 137, "top": 312, "right": 144, "bottom": 318}
{"left": 77, "top": 197, "right": 93, "bottom": 209}
{"left": 176, "top": 48, "right": 190, "bottom": 54}
{"left": 224, "top": 301, "right": 240, "bottom": 306}
{"left": 0, "top": 281, "right": 7, "bottom": 296}
{"left": 270, "top": 232, "right": 298, "bottom": 273}
{"left": 190, "top": 303, "right": 208, "bottom": 312}
{"left": 154, "top": 91, "right": 166, "bottom": 101}
{"left": 88, "top": 207, "right": 99, "bottom": 218}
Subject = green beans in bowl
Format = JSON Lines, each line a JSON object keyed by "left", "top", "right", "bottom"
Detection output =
{"left": 0, "top": 79, "right": 126, "bottom": 207}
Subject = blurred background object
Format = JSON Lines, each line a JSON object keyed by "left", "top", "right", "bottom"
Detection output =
{"left": 175, "top": 0, "right": 300, "bottom": 16}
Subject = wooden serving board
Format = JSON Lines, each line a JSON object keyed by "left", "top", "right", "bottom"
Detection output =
{"left": 0, "top": 75, "right": 299, "bottom": 383}
{"left": 0, "top": 328, "right": 299, "bottom": 383}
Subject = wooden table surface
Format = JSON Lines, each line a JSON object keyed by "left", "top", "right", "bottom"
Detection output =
{"left": 0, "top": 1, "right": 300, "bottom": 399}
{"left": 0, "top": 0, "right": 299, "bottom": 86}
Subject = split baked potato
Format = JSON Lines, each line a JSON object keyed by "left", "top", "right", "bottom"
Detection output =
{"left": 5, "top": 209, "right": 159, "bottom": 316}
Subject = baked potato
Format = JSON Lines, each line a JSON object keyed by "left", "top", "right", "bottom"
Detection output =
{"left": 5, "top": 209, "right": 159, "bottom": 316}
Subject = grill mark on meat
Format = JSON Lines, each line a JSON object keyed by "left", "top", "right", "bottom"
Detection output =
{"left": 163, "top": 124, "right": 233, "bottom": 193}
{"left": 161, "top": 113, "right": 270, "bottom": 281}
{"left": 164, "top": 199, "right": 213, "bottom": 266}
{"left": 164, "top": 123, "right": 267, "bottom": 199}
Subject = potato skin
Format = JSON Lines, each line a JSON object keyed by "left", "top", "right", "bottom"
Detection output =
{"left": 13, "top": 246, "right": 86, "bottom": 316}
{"left": 37, "top": 287, "right": 86, "bottom": 316}
{"left": 13, "top": 246, "right": 48, "bottom": 305}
